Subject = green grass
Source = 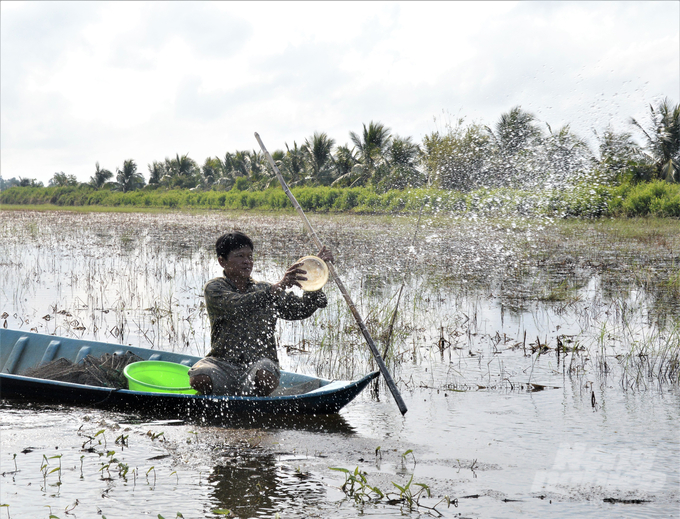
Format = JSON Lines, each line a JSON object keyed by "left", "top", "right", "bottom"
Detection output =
{"left": 0, "top": 203, "right": 177, "bottom": 214}
{"left": 1, "top": 180, "right": 678, "bottom": 217}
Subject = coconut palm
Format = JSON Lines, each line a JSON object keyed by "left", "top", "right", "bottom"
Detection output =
{"left": 201, "top": 157, "right": 222, "bottom": 186}
{"left": 486, "top": 106, "right": 541, "bottom": 156}
{"left": 539, "top": 124, "right": 593, "bottom": 185}
{"left": 168, "top": 153, "right": 198, "bottom": 177}
{"left": 333, "top": 121, "right": 392, "bottom": 187}
{"left": 147, "top": 161, "right": 166, "bottom": 186}
{"left": 115, "top": 159, "right": 145, "bottom": 193}
{"left": 630, "top": 97, "right": 680, "bottom": 182}
{"left": 333, "top": 145, "right": 358, "bottom": 178}
{"left": 376, "top": 135, "right": 426, "bottom": 191}
{"left": 303, "top": 132, "right": 336, "bottom": 185}
{"left": 596, "top": 127, "right": 641, "bottom": 171}
{"left": 18, "top": 177, "right": 44, "bottom": 187}
{"left": 484, "top": 107, "right": 543, "bottom": 187}
{"left": 49, "top": 172, "right": 78, "bottom": 187}
{"left": 350, "top": 121, "right": 392, "bottom": 170}
{"left": 160, "top": 154, "right": 200, "bottom": 189}
{"left": 230, "top": 150, "right": 251, "bottom": 177}
{"left": 279, "top": 142, "right": 306, "bottom": 185}
{"left": 388, "top": 136, "right": 420, "bottom": 168}
{"left": 89, "top": 162, "right": 113, "bottom": 188}
{"left": 420, "top": 117, "right": 493, "bottom": 191}
{"left": 248, "top": 150, "right": 267, "bottom": 180}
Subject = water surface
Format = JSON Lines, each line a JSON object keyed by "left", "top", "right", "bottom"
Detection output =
{"left": 1, "top": 210, "right": 678, "bottom": 518}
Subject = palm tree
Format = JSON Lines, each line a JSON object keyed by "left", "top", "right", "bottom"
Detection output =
{"left": 303, "top": 132, "right": 336, "bottom": 185}
{"left": 388, "top": 136, "right": 420, "bottom": 168}
{"left": 19, "top": 177, "right": 44, "bottom": 187}
{"left": 168, "top": 153, "right": 198, "bottom": 177}
{"left": 596, "top": 127, "right": 641, "bottom": 173}
{"left": 160, "top": 154, "right": 200, "bottom": 189}
{"left": 230, "top": 150, "right": 251, "bottom": 177}
{"left": 424, "top": 123, "right": 491, "bottom": 190}
{"left": 376, "top": 136, "right": 425, "bottom": 191}
{"left": 89, "top": 162, "right": 113, "bottom": 188}
{"left": 350, "top": 121, "right": 392, "bottom": 170}
{"left": 484, "top": 107, "right": 543, "bottom": 187}
{"left": 49, "top": 172, "right": 78, "bottom": 187}
{"left": 335, "top": 121, "right": 392, "bottom": 187}
{"left": 631, "top": 97, "right": 680, "bottom": 182}
{"left": 486, "top": 106, "right": 541, "bottom": 156}
{"left": 115, "top": 159, "right": 145, "bottom": 193}
{"left": 248, "top": 150, "right": 267, "bottom": 179}
{"left": 147, "top": 161, "right": 165, "bottom": 186}
{"left": 18, "top": 177, "right": 43, "bottom": 187}
{"left": 333, "top": 145, "right": 358, "bottom": 178}
{"left": 280, "top": 142, "right": 306, "bottom": 185}
{"left": 541, "top": 124, "right": 593, "bottom": 183}
{"left": 201, "top": 157, "right": 222, "bottom": 186}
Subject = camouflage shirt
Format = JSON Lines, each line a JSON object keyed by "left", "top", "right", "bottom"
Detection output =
{"left": 204, "top": 274, "right": 327, "bottom": 366}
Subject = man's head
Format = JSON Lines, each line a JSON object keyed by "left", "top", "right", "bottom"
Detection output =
{"left": 216, "top": 232, "right": 254, "bottom": 284}
{"left": 216, "top": 231, "right": 253, "bottom": 261}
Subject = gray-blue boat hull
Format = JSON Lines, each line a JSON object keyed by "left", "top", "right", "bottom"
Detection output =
{"left": 0, "top": 330, "right": 378, "bottom": 417}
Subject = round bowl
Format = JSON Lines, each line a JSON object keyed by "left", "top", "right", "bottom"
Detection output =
{"left": 124, "top": 361, "right": 198, "bottom": 394}
{"left": 295, "top": 255, "right": 329, "bottom": 291}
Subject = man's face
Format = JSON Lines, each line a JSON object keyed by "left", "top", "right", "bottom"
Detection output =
{"left": 220, "top": 246, "right": 254, "bottom": 282}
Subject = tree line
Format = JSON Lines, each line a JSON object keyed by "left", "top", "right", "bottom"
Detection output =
{"left": 1, "top": 98, "right": 678, "bottom": 194}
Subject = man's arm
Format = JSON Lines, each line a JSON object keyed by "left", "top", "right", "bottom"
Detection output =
{"left": 204, "top": 279, "right": 275, "bottom": 314}
{"left": 275, "top": 289, "right": 327, "bottom": 320}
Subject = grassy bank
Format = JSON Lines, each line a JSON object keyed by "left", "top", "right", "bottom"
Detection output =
{"left": 1, "top": 181, "right": 679, "bottom": 217}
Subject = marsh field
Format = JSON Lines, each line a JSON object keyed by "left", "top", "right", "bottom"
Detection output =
{"left": 0, "top": 208, "right": 678, "bottom": 519}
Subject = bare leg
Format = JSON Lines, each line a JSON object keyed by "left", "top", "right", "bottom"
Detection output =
{"left": 254, "top": 369, "right": 278, "bottom": 396}
{"left": 190, "top": 374, "right": 213, "bottom": 395}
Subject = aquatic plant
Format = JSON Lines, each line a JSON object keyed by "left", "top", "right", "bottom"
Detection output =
{"left": 330, "top": 463, "right": 452, "bottom": 516}
{"left": 1, "top": 210, "right": 677, "bottom": 394}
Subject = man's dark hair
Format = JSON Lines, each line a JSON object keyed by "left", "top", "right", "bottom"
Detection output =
{"left": 216, "top": 231, "right": 253, "bottom": 259}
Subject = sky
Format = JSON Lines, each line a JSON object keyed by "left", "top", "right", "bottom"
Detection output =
{"left": 1, "top": 1, "right": 679, "bottom": 185}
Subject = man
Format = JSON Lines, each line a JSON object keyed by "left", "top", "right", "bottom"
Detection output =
{"left": 189, "top": 231, "right": 332, "bottom": 396}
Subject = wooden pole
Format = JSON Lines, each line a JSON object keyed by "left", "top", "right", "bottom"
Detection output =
{"left": 254, "top": 132, "right": 408, "bottom": 415}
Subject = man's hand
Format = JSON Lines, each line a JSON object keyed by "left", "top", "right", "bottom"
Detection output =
{"left": 271, "top": 261, "right": 307, "bottom": 293}
{"left": 271, "top": 247, "right": 333, "bottom": 294}
{"left": 318, "top": 246, "right": 334, "bottom": 264}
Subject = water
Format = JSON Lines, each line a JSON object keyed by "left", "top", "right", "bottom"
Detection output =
{"left": 1, "top": 210, "right": 678, "bottom": 518}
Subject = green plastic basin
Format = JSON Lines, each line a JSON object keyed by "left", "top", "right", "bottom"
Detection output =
{"left": 124, "top": 361, "right": 198, "bottom": 395}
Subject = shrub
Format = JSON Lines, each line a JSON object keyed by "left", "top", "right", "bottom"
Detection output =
{"left": 1, "top": 181, "right": 678, "bottom": 218}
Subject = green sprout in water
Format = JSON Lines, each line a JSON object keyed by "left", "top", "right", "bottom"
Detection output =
{"left": 146, "top": 466, "right": 157, "bottom": 487}
{"left": 147, "top": 430, "right": 165, "bottom": 441}
{"left": 401, "top": 448, "right": 416, "bottom": 465}
{"left": 115, "top": 433, "right": 129, "bottom": 449}
{"left": 331, "top": 451, "right": 453, "bottom": 517}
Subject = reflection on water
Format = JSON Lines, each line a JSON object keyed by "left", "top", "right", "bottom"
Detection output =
{"left": 136, "top": 410, "right": 357, "bottom": 435}
{"left": 208, "top": 453, "right": 326, "bottom": 518}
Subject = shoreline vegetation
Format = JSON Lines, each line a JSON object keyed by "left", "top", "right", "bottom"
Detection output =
{"left": 1, "top": 181, "right": 679, "bottom": 217}
{"left": 1, "top": 100, "right": 678, "bottom": 217}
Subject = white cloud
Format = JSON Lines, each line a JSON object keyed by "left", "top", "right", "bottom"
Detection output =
{"left": 1, "top": 1, "right": 678, "bottom": 184}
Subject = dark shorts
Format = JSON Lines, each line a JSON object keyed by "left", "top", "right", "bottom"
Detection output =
{"left": 188, "top": 357, "right": 280, "bottom": 396}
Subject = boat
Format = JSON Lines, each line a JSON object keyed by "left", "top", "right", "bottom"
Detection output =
{"left": 0, "top": 329, "right": 379, "bottom": 418}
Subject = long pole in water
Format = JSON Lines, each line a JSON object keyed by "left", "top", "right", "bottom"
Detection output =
{"left": 255, "top": 132, "right": 408, "bottom": 416}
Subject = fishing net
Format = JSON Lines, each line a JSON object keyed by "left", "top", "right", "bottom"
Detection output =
{"left": 23, "top": 352, "right": 144, "bottom": 389}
